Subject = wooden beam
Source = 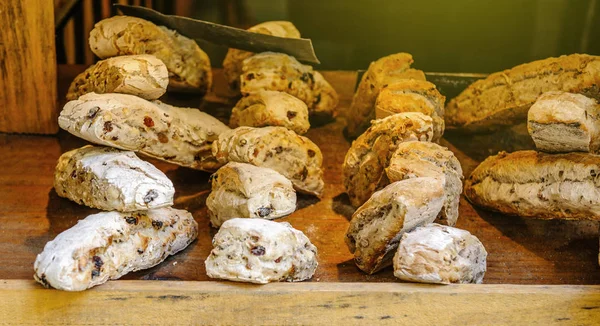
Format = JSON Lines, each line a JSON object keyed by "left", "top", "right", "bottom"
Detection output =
{"left": 1, "top": 280, "right": 599, "bottom": 325}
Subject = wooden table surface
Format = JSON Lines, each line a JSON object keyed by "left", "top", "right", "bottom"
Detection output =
{"left": 1, "top": 66, "right": 599, "bottom": 325}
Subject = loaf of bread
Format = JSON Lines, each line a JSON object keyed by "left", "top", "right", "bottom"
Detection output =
{"left": 222, "top": 21, "right": 300, "bottom": 94}
{"left": 528, "top": 91, "right": 600, "bottom": 153}
{"left": 447, "top": 54, "right": 600, "bottom": 133}
{"left": 465, "top": 150, "right": 600, "bottom": 220}
{"left": 34, "top": 208, "right": 198, "bottom": 291}
{"left": 54, "top": 145, "right": 174, "bottom": 212}
{"left": 230, "top": 90, "right": 310, "bottom": 134}
{"left": 345, "top": 53, "right": 426, "bottom": 137}
{"left": 375, "top": 79, "right": 445, "bottom": 141}
{"left": 386, "top": 141, "right": 463, "bottom": 226}
{"left": 240, "top": 52, "right": 338, "bottom": 121}
{"left": 205, "top": 218, "right": 317, "bottom": 284}
{"left": 343, "top": 112, "right": 434, "bottom": 207}
{"left": 59, "top": 93, "right": 230, "bottom": 171}
{"left": 212, "top": 126, "right": 324, "bottom": 196}
{"left": 66, "top": 55, "right": 168, "bottom": 100}
{"left": 206, "top": 162, "right": 296, "bottom": 227}
{"left": 393, "top": 223, "right": 487, "bottom": 284}
{"left": 345, "top": 177, "right": 445, "bottom": 274}
{"left": 89, "top": 16, "right": 212, "bottom": 94}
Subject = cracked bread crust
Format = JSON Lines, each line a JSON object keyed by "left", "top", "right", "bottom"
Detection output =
{"left": 212, "top": 126, "right": 324, "bottom": 197}
{"left": 393, "top": 223, "right": 487, "bottom": 284}
{"left": 345, "top": 178, "right": 445, "bottom": 274}
{"left": 375, "top": 79, "right": 445, "bottom": 141}
{"left": 446, "top": 54, "right": 600, "bottom": 133}
{"left": 66, "top": 55, "right": 168, "bottom": 100}
{"left": 465, "top": 150, "right": 600, "bottom": 220}
{"left": 346, "top": 52, "right": 427, "bottom": 138}
{"left": 230, "top": 90, "right": 310, "bottom": 134}
{"left": 89, "top": 16, "right": 212, "bottom": 94}
{"left": 205, "top": 218, "right": 317, "bottom": 284}
{"left": 34, "top": 208, "right": 198, "bottom": 291}
{"left": 528, "top": 91, "right": 600, "bottom": 153}
{"left": 206, "top": 162, "right": 296, "bottom": 227}
{"left": 223, "top": 21, "right": 301, "bottom": 95}
{"left": 59, "top": 93, "right": 230, "bottom": 171}
{"left": 386, "top": 141, "right": 463, "bottom": 226}
{"left": 54, "top": 145, "right": 174, "bottom": 212}
{"left": 343, "top": 112, "right": 434, "bottom": 208}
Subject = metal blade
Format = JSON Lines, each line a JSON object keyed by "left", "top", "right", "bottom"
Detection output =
{"left": 114, "top": 4, "right": 320, "bottom": 64}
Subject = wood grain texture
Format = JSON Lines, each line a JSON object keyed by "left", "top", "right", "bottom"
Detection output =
{"left": 0, "top": 66, "right": 599, "bottom": 288}
{"left": 0, "top": 0, "right": 58, "bottom": 134}
{"left": 1, "top": 280, "right": 600, "bottom": 325}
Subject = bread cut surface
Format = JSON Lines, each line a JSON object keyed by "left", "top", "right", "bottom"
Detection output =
{"left": 345, "top": 177, "right": 445, "bottom": 274}
{"left": 206, "top": 162, "right": 296, "bottom": 227}
{"left": 34, "top": 208, "right": 198, "bottom": 291}
{"left": 465, "top": 150, "right": 600, "bottom": 220}
{"left": 393, "top": 223, "right": 487, "bottom": 284}
{"left": 59, "top": 93, "right": 230, "bottom": 171}
{"left": 54, "top": 145, "right": 174, "bottom": 212}
{"left": 205, "top": 218, "right": 317, "bottom": 284}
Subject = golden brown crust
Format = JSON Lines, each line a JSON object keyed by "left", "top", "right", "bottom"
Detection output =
{"left": 447, "top": 54, "right": 600, "bottom": 133}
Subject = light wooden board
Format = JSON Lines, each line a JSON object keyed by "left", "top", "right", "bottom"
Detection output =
{"left": 1, "top": 280, "right": 599, "bottom": 325}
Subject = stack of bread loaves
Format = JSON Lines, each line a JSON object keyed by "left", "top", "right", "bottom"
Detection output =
{"left": 223, "top": 21, "right": 340, "bottom": 127}
{"left": 342, "top": 53, "right": 488, "bottom": 284}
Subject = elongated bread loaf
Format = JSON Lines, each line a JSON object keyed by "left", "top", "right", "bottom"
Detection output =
{"left": 230, "top": 90, "right": 310, "bottom": 134}
{"left": 240, "top": 52, "right": 339, "bottom": 122}
{"left": 346, "top": 53, "right": 426, "bottom": 137}
{"left": 465, "top": 150, "right": 600, "bottom": 220}
{"left": 222, "top": 21, "right": 300, "bottom": 94}
{"left": 386, "top": 141, "right": 463, "bottom": 226}
{"left": 34, "top": 208, "right": 198, "bottom": 291}
{"left": 447, "top": 54, "right": 600, "bottom": 133}
{"left": 54, "top": 145, "right": 174, "bottom": 212}
{"left": 343, "top": 112, "right": 434, "bottom": 207}
{"left": 205, "top": 218, "right": 317, "bottom": 284}
{"left": 66, "top": 55, "right": 168, "bottom": 100}
{"left": 393, "top": 223, "right": 487, "bottom": 284}
{"left": 528, "top": 91, "right": 600, "bottom": 153}
{"left": 375, "top": 79, "right": 445, "bottom": 141}
{"left": 206, "top": 162, "right": 296, "bottom": 227}
{"left": 212, "top": 126, "right": 324, "bottom": 196}
{"left": 59, "top": 93, "right": 230, "bottom": 171}
{"left": 89, "top": 16, "right": 212, "bottom": 94}
{"left": 345, "top": 178, "right": 445, "bottom": 274}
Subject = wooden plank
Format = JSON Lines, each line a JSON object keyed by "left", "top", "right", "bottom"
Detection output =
{"left": 0, "top": 0, "right": 58, "bottom": 134}
{"left": 1, "top": 280, "right": 599, "bottom": 325}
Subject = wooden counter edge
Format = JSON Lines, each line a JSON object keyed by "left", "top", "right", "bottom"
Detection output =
{"left": 1, "top": 279, "right": 599, "bottom": 325}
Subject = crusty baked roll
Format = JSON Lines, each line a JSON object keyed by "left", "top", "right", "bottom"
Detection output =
{"left": 66, "top": 55, "right": 168, "bottom": 100}
{"left": 59, "top": 93, "right": 230, "bottom": 171}
{"left": 375, "top": 80, "right": 445, "bottom": 141}
{"left": 465, "top": 150, "right": 600, "bottom": 220}
{"left": 222, "top": 21, "right": 300, "bottom": 94}
{"left": 447, "top": 54, "right": 600, "bottom": 133}
{"left": 89, "top": 16, "right": 212, "bottom": 94}
{"left": 346, "top": 52, "right": 427, "bottom": 137}
{"left": 393, "top": 223, "right": 487, "bottom": 284}
{"left": 230, "top": 90, "right": 310, "bottom": 134}
{"left": 212, "top": 126, "right": 324, "bottom": 196}
{"left": 54, "top": 145, "right": 174, "bottom": 212}
{"left": 240, "top": 52, "right": 338, "bottom": 121}
{"left": 206, "top": 162, "right": 296, "bottom": 227}
{"left": 205, "top": 218, "right": 317, "bottom": 284}
{"left": 34, "top": 208, "right": 198, "bottom": 291}
{"left": 528, "top": 91, "right": 600, "bottom": 153}
{"left": 343, "top": 112, "right": 434, "bottom": 208}
{"left": 345, "top": 177, "right": 445, "bottom": 274}
{"left": 386, "top": 141, "right": 463, "bottom": 226}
